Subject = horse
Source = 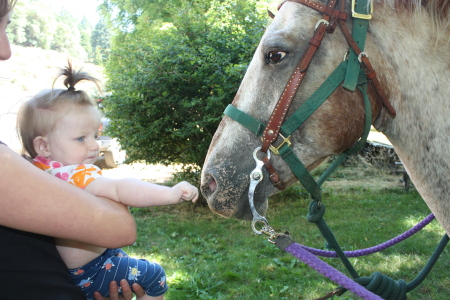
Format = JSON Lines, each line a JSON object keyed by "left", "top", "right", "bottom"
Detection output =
{"left": 200, "top": 0, "right": 450, "bottom": 239}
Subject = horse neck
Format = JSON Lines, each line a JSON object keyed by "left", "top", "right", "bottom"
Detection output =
{"left": 369, "top": 2, "right": 450, "bottom": 235}
{"left": 369, "top": 2, "right": 449, "bottom": 143}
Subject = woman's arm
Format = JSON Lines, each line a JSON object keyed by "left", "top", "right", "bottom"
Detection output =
{"left": 0, "top": 145, "right": 136, "bottom": 248}
{"left": 85, "top": 177, "right": 198, "bottom": 207}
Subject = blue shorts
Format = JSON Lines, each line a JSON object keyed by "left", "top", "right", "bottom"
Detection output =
{"left": 69, "top": 248, "right": 168, "bottom": 299}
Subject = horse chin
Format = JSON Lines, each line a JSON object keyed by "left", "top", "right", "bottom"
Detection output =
{"left": 202, "top": 168, "right": 270, "bottom": 221}
{"left": 232, "top": 194, "right": 269, "bottom": 221}
{"left": 204, "top": 184, "right": 269, "bottom": 221}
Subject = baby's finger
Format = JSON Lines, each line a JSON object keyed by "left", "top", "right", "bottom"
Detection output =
{"left": 192, "top": 191, "right": 199, "bottom": 202}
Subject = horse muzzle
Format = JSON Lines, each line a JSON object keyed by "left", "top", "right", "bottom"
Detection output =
{"left": 201, "top": 164, "right": 270, "bottom": 220}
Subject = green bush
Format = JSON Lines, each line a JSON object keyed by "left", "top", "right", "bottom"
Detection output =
{"left": 102, "top": 0, "right": 269, "bottom": 176}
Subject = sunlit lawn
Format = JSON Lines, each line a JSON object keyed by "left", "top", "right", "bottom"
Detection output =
{"left": 124, "top": 157, "right": 449, "bottom": 299}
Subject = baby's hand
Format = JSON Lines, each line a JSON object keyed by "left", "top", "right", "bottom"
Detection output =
{"left": 172, "top": 181, "right": 198, "bottom": 203}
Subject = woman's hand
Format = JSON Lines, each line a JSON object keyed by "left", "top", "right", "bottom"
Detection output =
{"left": 93, "top": 280, "right": 145, "bottom": 300}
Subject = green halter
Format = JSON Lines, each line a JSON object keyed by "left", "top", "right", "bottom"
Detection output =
{"left": 224, "top": 60, "right": 371, "bottom": 201}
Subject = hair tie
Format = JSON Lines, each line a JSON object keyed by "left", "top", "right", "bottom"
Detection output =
{"left": 68, "top": 86, "right": 75, "bottom": 91}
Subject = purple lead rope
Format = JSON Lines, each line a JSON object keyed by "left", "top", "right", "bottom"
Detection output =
{"left": 285, "top": 243, "right": 384, "bottom": 300}
{"left": 303, "top": 213, "right": 435, "bottom": 258}
{"left": 282, "top": 214, "right": 435, "bottom": 299}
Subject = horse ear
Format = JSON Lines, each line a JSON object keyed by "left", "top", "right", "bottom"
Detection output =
{"left": 267, "top": 9, "right": 275, "bottom": 19}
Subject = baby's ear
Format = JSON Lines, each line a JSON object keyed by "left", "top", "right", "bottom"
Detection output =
{"left": 33, "top": 136, "right": 51, "bottom": 157}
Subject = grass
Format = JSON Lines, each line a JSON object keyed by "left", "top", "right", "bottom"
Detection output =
{"left": 125, "top": 156, "right": 449, "bottom": 299}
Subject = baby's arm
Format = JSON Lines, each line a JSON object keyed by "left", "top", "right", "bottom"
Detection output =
{"left": 85, "top": 177, "right": 198, "bottom": 207}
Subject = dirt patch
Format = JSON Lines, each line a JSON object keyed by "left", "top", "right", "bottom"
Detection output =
{"left": 101, "top": 162, "right": 180, "bottom": 184}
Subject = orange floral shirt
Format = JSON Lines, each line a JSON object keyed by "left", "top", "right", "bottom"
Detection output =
{"left": 33, "top": 155, "right": 102, "bottom": 189}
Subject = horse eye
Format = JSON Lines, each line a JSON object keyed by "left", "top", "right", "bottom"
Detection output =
{"left": 267, "top": 51, "right": 287, "bottom": 63}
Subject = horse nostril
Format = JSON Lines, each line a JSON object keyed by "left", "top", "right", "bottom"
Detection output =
{"left": 201, "top": 174, "right": 217, "bottom": 198}
{"left": 209, "top": 177, "right": 217, "bottom": 193}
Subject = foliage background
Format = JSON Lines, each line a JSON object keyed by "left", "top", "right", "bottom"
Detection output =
{"left": 8, "top": 0, "right": 111, "bottom": 63}
{"left": 100, "top": 0, "right": 271, "bottom": 176}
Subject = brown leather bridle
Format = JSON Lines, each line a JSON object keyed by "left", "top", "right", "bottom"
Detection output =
{"left": 261, "top": 0, "right": 396, "bottom": 190}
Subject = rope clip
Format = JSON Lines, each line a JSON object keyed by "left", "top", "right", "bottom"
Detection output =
{"left": 261, "top": 226, "right": 290, "bottom": 244}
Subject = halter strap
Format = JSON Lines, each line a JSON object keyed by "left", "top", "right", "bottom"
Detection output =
{"left": 225, "top": 59, "right": 372, "bottom": 200}
{"left": 261, "top": 0, "right": 343, "bottom": 153}
{"left": 338, "top": 0, "right": 396, "bottom": 117}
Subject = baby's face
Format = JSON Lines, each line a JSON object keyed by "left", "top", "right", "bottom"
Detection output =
{"left": 46, "top": 104, "right": 101, "bottom": 165}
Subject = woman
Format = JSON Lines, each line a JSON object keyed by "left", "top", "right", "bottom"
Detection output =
{"left": 0, "top": 1, "right": 144, "bottom": 299}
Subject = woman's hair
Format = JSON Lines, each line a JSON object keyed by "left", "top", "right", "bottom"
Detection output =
{"left": 0, "top": 0, "right": 16, "bottom": 20}
{"left": 17, "top": 61, "right": 102, "bottom": 158}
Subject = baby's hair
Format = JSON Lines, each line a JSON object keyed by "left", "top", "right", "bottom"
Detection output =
{"left": 17, "top": 61, "right": 102, "bottom": 158}
{"left": 0, "top": 0, "right": 17, "bottom": 20}
{"left": 55, "top": 61, "right": 101, "bottom": 93}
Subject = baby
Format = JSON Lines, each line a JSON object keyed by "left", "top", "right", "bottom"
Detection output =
{"left": 17, "top": 62, "right": 198, "bottom": 300}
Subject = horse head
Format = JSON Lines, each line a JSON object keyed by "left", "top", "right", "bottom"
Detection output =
{"left": 201, "top": 0, "right": 450, "bottom": 230}
{"left": 201, "top": 0, "right": 398, "bottom": 221}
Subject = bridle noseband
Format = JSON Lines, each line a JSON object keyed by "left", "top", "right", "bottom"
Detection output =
{"left": 225, "top": 0, "right": 396, "bottom": 193}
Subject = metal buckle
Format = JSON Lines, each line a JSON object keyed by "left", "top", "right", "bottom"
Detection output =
{"left": 351, "top": 0, "right": 373, "bottom": 20}
{"left": 269, "top": 134, "right": 292, "bottom": 155}
{"left": 314, "top": 19, "right": 329, "bottom": 30}
{"left": 358, "top": 51, "right": 368, "bottom": 63}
